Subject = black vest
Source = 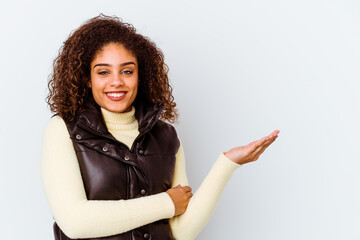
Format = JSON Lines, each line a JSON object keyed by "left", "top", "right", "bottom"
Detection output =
{"left": 53, "top": 97, "right": 180, "bottom": 240}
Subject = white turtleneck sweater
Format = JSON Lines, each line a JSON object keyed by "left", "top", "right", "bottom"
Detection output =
{"left": 41, "top": 106, "right": 241, "bottom": 240}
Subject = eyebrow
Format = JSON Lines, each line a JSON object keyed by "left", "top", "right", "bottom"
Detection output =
{"left": 93, "top": 62, "right": 136, "bottom": 69}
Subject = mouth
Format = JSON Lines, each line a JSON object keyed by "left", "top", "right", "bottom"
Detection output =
{"left": 105, "top": 91, "right": 127, "bottom": 101}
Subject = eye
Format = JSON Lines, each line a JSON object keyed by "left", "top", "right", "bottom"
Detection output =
{"left": 98, "top": 71, "right": 109, "bottom": 76}
{"left": 122, "top": 70, "right": 133, "bottom": 75}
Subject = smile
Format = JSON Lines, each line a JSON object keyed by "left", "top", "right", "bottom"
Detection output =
{"left": 107, "top": 92, "right": 125, "bottom": 97}
{"left": 106, "top": 92, "right": 127, "bottom": 101}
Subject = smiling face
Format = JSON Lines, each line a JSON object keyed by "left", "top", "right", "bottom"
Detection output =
{"left": 90, "top": 42, "right": 139, "bottom": 113}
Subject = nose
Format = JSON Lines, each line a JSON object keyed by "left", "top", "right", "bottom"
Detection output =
{"left": 110, "top": 73, "right": 124, "bottom": 87}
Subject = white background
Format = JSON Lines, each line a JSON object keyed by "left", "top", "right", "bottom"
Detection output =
{"left": 1, "top": 0, "right": 359, "bottom": 239}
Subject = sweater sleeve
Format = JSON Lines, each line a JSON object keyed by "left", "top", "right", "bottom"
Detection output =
{"left": 169, "top": 143, "right": 241, "bottom": 240}
{"left": 40, "top": 116, "right": 176, "bottom": 239}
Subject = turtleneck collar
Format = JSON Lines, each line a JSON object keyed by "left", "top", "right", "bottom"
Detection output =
{"left": 101, "top": 106, "right": 138, "bottom": 131}
{"left": 72, "top": 94, "right": 163, "bottom": 139}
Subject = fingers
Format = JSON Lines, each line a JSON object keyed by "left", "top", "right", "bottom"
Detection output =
{"left": 253, "top": 137, "right": 267, "bottom": 147}
{"left": 179, "top": 185, "right": 193, "bottom": 198}
{"left": 224, "top": 129, "right": 280, "bottom": 165}
{"left": 167, "top": 185, "right": 193, "bottom": 216}
{"left": 251, "top": 130, "right": 279, "bottom": 152}
{"left": 261, "top": 135, "right": 277, "bottom": 150}
{"left": 262, "top": 132, "right": 278, "bottom": 148}
{"left": 248, "top": 137, "right": 267, "bottom": 154}
{"left": 259, "top": 130, "right": 279, "bottom": 145}
{"left": 186, "top": 191, "right": 193, "bottom": 198}
{"left": 172, "top": 185, "right": 192, "bottom": 193}
{"left": 254, "top": 139, "right": 276, "bottom": 158}
{"left": 253, "top": 131, "right": 279, "bottom": 156}
{"left": 261, "top": 130, "right": 280, "bottom": 142}
{"left": 182, "top": 186, "right": 192, "bottom": 193}
{"left": 267, "top": 130, "right": 280, "bottom": 139}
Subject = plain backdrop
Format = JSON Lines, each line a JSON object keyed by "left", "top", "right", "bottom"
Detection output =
{"left": 1, "top": 0, "right": 359, "bottom": 239}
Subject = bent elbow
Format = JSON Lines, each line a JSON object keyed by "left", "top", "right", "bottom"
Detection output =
{"left": 54, "top": 212, "right": 89, "bottom": 239}
{"left": 52, "top": 201, "right": 94, "bottom": 239}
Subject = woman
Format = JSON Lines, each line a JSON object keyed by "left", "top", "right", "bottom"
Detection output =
{"left": 41, "top": 14, "right": 279, "bottom": 240}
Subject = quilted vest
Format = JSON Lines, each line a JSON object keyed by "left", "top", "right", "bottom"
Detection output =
{"left": 53, "top": 96, "right": 180, "bottom": 240}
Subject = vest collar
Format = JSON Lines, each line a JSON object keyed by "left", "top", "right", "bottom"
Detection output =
{"left": 76, "top": 95, "right": 164, "bottom": 138}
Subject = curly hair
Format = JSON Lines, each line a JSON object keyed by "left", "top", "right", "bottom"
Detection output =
{"left": 47, "top": 14, "right": 177, "bottom": 122}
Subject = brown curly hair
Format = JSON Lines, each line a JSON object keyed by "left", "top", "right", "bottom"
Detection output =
{"left": 47, "top": 14, "right": 177, "bottom": 122}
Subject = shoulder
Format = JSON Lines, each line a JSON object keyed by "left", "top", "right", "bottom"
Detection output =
{"left": 155, "top": 120, "right": 177, "bottom": 130}
{"left": 146, "top": 120, "right": 180, "bottom": 152}
{"left": 44, "top": 115, "right": 70, "bottom": 138}
{"left": 42, "top": 116, "right": 74, "bottom": 158}
{"left": 46, "top": 115, "right": 67, "bottom": 129}
{"left": 153, "top": 120, "right": 179, "bottom": 138}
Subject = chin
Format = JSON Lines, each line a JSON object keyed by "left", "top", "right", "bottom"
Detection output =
{"left": 106, "top": 104, "right": 131, "bottom": 113}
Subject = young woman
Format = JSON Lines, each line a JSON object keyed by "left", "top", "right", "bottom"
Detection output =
{"left": 41, "top": 14, "right": 279, "bottom": 240}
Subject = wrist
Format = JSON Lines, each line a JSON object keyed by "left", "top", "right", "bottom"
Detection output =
{"left": 224, "top": 151, "right": 237, "bottom": 163}
{"left": 164, "top": 191, "right": 176, "bottom": 217}
{"left": 222, "top": 152, "right": 242, "bottom": 166}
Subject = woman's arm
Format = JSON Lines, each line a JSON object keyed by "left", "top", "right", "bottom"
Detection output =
{"left": 169, "top": 145, "right": 241, "bottom": 240}
{"left": 169, "top": 130, "right": 279, "bottom": 240}
{"left": 41, "top": 116, "right": 176, "bottom": 239}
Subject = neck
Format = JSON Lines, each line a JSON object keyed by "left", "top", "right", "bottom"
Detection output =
{"left": 101, "top": 106, "right": 138, "bottom": 131}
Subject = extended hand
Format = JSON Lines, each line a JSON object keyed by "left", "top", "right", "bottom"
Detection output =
{"left": 224, "top": 130, "right": 280, "bottom": 165}
{"left": 166, "top": 184, "right": 193, "bottom": 216}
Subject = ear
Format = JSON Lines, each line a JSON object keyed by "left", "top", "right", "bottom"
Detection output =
{"left": 88, "top": 81, "right": 92, "bottom": 88}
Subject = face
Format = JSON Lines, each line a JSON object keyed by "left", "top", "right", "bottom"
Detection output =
{"left": 90, "top": 42, "right": 138, "bottom": 113}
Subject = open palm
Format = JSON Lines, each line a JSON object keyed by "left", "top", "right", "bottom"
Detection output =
{"left": 225, "top": 130, "right": 280, "bottom": 165}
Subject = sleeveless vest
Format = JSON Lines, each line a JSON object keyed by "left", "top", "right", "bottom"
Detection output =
{"left": 53, "top": 96, "right": 180, "bottom": 240}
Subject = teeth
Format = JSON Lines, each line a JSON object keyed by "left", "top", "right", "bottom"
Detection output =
{"left": 107, "top": 92, "right": 125, "bottom": 97}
